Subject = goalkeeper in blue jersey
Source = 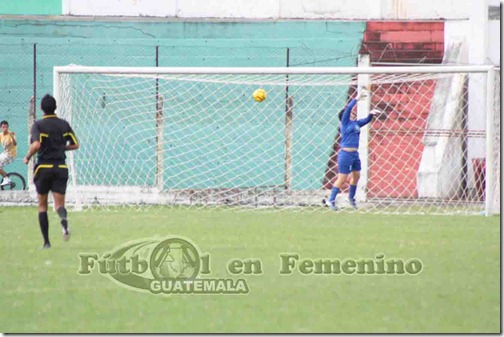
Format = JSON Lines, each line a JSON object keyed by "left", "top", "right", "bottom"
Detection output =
{"left": 324, "top": 88, "right": 381, "bottom": 210}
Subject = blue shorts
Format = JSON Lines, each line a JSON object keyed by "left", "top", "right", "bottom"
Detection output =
{"left": 338, "top": 150, "right": 361, "bottom": 174}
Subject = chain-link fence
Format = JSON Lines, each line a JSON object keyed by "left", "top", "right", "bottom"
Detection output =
{"left": 0, "top": 43, "right": 34, "bottom": 181}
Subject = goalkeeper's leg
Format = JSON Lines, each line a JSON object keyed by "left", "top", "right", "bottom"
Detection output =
{"left": 324, "top": 150, "right": 354, "bottom": 210}
{"left": 349, "top": 171, "right": 360, "bottom": 209}
{"left": 324, "top": 173, "right": 348, "bottom": 210}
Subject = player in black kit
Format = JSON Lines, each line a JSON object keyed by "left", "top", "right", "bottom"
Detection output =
{"left": 24, "top": 94, "right": 79, "bottom": 249}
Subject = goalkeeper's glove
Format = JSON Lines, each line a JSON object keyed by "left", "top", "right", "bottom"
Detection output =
{"left": 370, "top": 109, "right": 381, "bottom": 116}
{"left": 355, "top": 88, "right": 368, "bottom": 101}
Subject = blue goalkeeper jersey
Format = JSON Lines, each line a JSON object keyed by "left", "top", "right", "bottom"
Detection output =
{"left": 339, "top": 98, "right": 373, "bottom": 149}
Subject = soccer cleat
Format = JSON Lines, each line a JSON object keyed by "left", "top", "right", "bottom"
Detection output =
{"left": 322, "top": 198, "right": 338, "bottom": 211}
{"left": 0, "top": 177, "right": 11, "bottom": 186}
{"left": 42, "top": 242, "right": 51, "bottom": 249}
{"left": 349, "top": 198, "right": 358, "bottom": 209}
{"left": 61, "top": 220, "right": 70, "bottom": 241}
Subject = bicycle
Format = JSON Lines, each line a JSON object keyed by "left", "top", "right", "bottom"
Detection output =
{"left": 1, "top": 172, "right": 26, "bottom": 191}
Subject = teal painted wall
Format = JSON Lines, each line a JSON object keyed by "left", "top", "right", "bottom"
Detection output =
{"left": 0, "top": 0, "right": 61, "bottom": 15}
{"left": 0, "top": 19, "right": 365, "bottom": 191}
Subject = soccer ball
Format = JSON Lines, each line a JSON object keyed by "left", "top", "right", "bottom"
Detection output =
{"left": 253, "top": 88, "right": 267, "bottom": 102}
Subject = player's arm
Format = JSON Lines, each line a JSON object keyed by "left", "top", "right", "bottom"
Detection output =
{"left": 357, "top": 109, "right": 381, "bottom": 127}
{"left": 66, "top": 143, "right": 79, "bottom": 151}
{"left": 341, "top": 98, "right": 357, "bottom": 125}
{"left": 23, "top": 141, "right": 40, "bottom": 164}
{"left": 23, "top": 123, "right": 40, "bottom": 164}
{"left": 10, "top": 131, "right": 17, "bottom": 146}
{"left": 341, "top": 88, "right": 367, "bottom": 125}
{"left": 64, "top": 124, "right": 79, "bottom": 151}
{"left": 356, "top": 114, "right": 373, "bottom": 127}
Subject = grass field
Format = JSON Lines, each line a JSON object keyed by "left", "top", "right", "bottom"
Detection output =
{"left": 0, "top": 206, "right": 500, "bottom": 333}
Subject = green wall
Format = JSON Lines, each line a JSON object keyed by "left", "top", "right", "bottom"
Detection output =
{"left": 0, "top": 0, "right": 61, "bottom": 15}
{"left": 0, "top": 18, "right": 365, "bottom": 190}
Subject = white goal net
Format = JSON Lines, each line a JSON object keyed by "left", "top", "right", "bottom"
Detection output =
{"left": 51, "top": 65, "right": 499, "bottom": 214}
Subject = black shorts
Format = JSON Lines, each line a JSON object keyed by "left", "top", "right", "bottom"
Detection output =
{"left": 33, "top": 163, "right": 69, "bottom": 195}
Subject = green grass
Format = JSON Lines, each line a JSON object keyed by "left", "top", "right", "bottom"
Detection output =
{"left": 0, "top": 207, "right": 500, "bottom": 333}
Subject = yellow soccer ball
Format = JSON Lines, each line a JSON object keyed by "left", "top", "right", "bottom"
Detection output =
{"left": 253, "top": 88, "right": 267, "bottom": 102}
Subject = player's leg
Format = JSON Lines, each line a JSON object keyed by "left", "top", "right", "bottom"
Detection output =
{"left": 0, "top": 168, "right": 7, "bottom": 184}
{"left": 0, "top": 153, "right": 12, "bottom": 186}
{"left": 324, "top": 173, "right": 348, "bottom": 210}
{"left": 325, "top": 173, "right": 348, "bottom": 209}
{"left": 52, "top": 165, "right": 70, "bottom": 241}
{"left": 326, "top": 150, "right": 352, "bottom": 209}
{"left": 53, "top": 192, "right": 69, "bottom": 240}
{"left": 348, "top": 155, "right": 362, "bottom": 209}
{"left": 38, "top": 193, "right": 51, "bottom": 248}
{"left": 34, "top": 165, "right": 53, "bottom": 248}
{"left": 334, "top": 173, "right": 349, "bottom": 189}
{"left": 349, "top": 171, "right": 360, "bottom": 209}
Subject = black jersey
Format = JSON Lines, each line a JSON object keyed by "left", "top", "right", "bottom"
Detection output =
{"left": 30, "top": 114, "right": 78, "bottom": 164}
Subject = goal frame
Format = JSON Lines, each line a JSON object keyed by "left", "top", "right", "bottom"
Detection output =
{"left": 53, "top": 64, "right": 497, "bottom": 215}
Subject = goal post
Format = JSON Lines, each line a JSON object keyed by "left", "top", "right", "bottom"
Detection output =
{"left": 357, "top": 54, "right": 371, "bottom": 203}
{"left": 485, "top": 68, "right": 495, "bottom": 217}
{"left": 52, "top": 65, "right": 499, "bottom": 215}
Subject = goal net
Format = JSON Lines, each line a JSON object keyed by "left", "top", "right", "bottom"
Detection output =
{"left": 52, "top": 65, "right": 499, "bottom": 215}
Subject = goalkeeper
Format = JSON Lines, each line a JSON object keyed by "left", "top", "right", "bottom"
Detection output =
{"left": 324, "top": 88, "right": 380, "bottom": 210}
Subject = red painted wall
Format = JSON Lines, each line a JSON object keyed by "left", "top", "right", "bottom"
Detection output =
{"left": 324, "top": 21, "right": 445, "bottom": 200}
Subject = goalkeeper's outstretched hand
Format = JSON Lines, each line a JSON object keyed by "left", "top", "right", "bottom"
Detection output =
{"left": 370, "top": 109, "right": 382, "bottom": 115}
{"left": 356, "top": 87, "right": 369, "bottom": 101}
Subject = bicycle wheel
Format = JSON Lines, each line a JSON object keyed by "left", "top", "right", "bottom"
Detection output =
{"left": 1, "top": 172, "right": 26, "bottom": 191}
